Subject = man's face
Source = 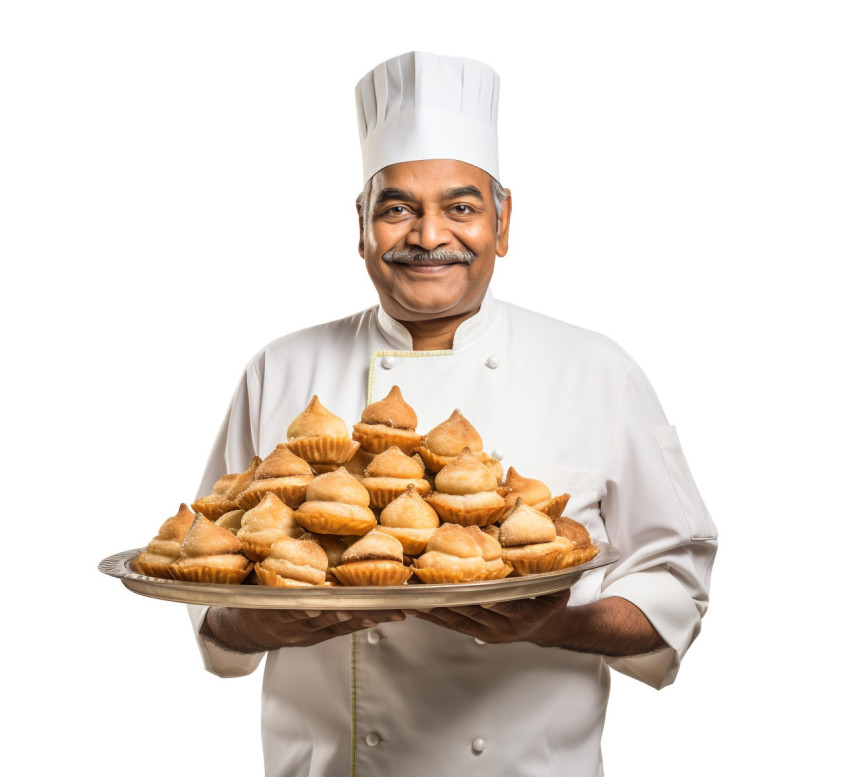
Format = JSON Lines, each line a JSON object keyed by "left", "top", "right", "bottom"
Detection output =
{"left": 359, "top": 159, "right": 511, "bottom": 324}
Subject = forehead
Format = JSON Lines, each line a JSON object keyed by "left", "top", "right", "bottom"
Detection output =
{"left": 371, "top": 159, "right": 493, "bottom": 202}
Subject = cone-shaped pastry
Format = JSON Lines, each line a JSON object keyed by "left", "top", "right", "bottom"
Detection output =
{"left": 416, "top": 409, "right": 483, "bottom": 472}
{"left": 501, "top": 467, "right": 570, "bottom": 520}
{"left": 133, "top": 503, "right": 197, "bottom": 578}
{"left": 294, "top": 467, "right": 377, "bottom": 536}
{"left": 255, "top": 535, "right": 330, "bottom": 588}
{"left": 170, "top": 514, "right": 253, "bottom": 584}
{"left": 340, "top": 447, "right": 376, "bottom": 480}
{"left": 360, "top": 446, "right": 431, "bottom": 508}
{"left": 552, "top": 515, "right": 600, "bottom": 566}
{"left": 286, "top": 396, "right": 360, "bottom": 467}
{"left": 412, "top": 523, "right": 489, "bottom": 583}
{"left": 192, "top": 457, "right": 261, "bottom": 520}
{"left": 465, "top": 525, "right": 513, "bottom": 580}
{"left": 352, "top": 386, "right": 423, "bottom": 455}
{"left": 300, "top": 532, "right": 350, "bottom": 582}
{"left": 215, "top": 509, "right": 246, "bottom": 535}
{"left": 378, "top": 484, "right": 440, "bottom": 555}
{"left": 425, "top": 448, "right": 505, "bottom": 527}
{"left": 237, "top": 492, "right": 304, "bottom": 562}
{"left": 498, "top": 499, "right": 576, "bottom": 576}
{"left": 237, "top": 444, "right": 315, "bottom": 510}
{"left": 331, "top": 530, "right": 412, "bottom": 586}
{"left": 479, "top": 451, "right": 505, "bottom": 483}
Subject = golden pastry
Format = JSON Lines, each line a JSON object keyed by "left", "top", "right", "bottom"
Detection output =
{"left": 416, "top": 409, "right": 484, "bottom": 472}
{"left": 352, "top": 385, "right": 423, "bottom": 455}
{"left": 412, "top": 523, "right": 488, "bottom": 583}
{"left": 255, "top": 535, "right": 330, "bottom": 588}
{"left": 464, "top": 525, "right": 513, "bottom": 580}
{"left": 498, "top": 499, "right": 575, "bottom": 576}
{"left": 502, "top": 466, "right": 570, "bottom": 520}
{"left": 237, "top": 444, "right": 314, "bottom": 510}
{"left": 331, "top": 530, "right": 412, "bottom": 586}
{"left": 360, "top": 446, "right": 431, "bottom": 508}
{"left": 215, "top": 509, "right": 246, "bottom": 535}
{"left": 478, "top": 450, "right": 504, "bottom": 483}
{"left": 294, "top": 467, "right": 377, "bottom": 536}
{"left": 133, "top": 503, "right": 197, "bottom": 578}
{"left": 237, "top": 492, "right": 304, "bottom": 562}
{"left": 552, "top": 515, "right": 600, "bottom": 566}
{"left": 192, "top": 457, "right": 261, "bottom": 521}
{"left": 286, "top": 396, "right": 360, "bottom": 468}
{"left": 170, "top": 513, "right": 253, "bottom": 584}
{"left": 378, "top": 484, "right": 440, "bottom": 555}
{"left": 300, "top": 532, "right": 350, "bottom": 582}
{"left": 425, "top": 448, "right": 506, "bottom": 526}
{"left": 340, "top": 447, "right": 376, "bottom": 480}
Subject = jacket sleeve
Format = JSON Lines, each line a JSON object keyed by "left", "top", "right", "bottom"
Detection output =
{"left": 187, "top": 362, "right": 266, "bottom": 678}
{"left": 599, "top": 361, "right": 718, "bottom": 689}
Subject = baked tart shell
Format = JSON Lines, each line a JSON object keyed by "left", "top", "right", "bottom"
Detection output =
{"left": 295, "top": 502, "right": 377, "bottom": 536}
{"left": 352, "top": 424, "right": 423, "bottom": 455}
{"left": 287, "top": 437, "right": 360, "bottom": 465}
{"left": 331, "top": 559, "right": 413, "bottom": 586}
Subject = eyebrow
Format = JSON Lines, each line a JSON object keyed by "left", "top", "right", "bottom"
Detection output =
{"left": 375, "top": 188, "right": 416, "bottom": 205}
{"left": 442, "top": 186, "right": 485, "bottom": 201}
{"left": 375, "top": 185, "right": 486, "bottom": 205}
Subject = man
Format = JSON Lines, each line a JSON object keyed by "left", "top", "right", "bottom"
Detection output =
{"left": 190, "top": 51, "right": 717, "bottom": 776}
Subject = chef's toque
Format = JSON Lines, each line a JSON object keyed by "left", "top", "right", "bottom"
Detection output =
{"left": 355, "top": 51, "right": 501, "bottom": 184}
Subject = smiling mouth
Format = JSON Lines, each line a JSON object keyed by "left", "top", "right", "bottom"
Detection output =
{"left": 382, "top": 248, "right": 475, "bottom": 265}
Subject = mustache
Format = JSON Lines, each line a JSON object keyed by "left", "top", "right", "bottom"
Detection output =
{"left": 382, "top": 248, "right": 475, "bottom": 265}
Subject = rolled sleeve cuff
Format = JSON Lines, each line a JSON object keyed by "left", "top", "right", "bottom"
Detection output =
{"left": 187, "top": 605, "right": 265, "bottom": 678}
{"left": 600, "top": 569, "right": 703, "bottom": 690}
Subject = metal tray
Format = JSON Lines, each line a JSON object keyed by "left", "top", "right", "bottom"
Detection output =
{"left": 99, "top": 542, "right": 619, "bottom": 610}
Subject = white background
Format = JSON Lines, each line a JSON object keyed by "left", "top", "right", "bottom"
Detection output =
{"left": 2, "top": 1, "right": 847, "bottom": 774}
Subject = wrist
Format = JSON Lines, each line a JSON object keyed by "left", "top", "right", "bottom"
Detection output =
{"left": 201, "top": 608, "right": 267, "bottom": 654}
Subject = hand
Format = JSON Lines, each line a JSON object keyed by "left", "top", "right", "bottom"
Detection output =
{"left": 413, "top": 588, "right": 572, "bottom": 647}
{"left": 202, "top": 607, "right": 406, "bottom": 653}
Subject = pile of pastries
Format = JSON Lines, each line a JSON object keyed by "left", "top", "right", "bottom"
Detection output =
{"left": 133, "top": 387, "right": 599, "bottom": 587}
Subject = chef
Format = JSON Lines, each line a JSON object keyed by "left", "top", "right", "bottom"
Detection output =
{"left": 189, "top": 51, "right": 717, "bottom": 776}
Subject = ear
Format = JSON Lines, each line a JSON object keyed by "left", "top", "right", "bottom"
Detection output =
{"left": 357, "top": 196, "right": 365, "bottom": 257}
{"left": 496, "top": 189, "right": 512, "bottom": 257}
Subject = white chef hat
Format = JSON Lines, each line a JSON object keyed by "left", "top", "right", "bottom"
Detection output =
{"left": 355, "top": 51, "right": 501, "bottom": 184}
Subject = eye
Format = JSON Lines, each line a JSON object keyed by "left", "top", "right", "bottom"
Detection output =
{"left": 450, "top": 203, "right": 475, "bottom": 215}
{"left": 382, "top": 205, "right": 411, "bottom": 217}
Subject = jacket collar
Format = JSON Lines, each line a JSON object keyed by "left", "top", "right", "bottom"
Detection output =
{"left": 376, "top": 289, "right": 496, "bottom": 352}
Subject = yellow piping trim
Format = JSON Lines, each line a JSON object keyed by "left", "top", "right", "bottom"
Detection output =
{"left": 350, "top": 634, "right": 358, "bottom": 777}
{"left": 366, "top": 349, "right": 453, "bottom": 403}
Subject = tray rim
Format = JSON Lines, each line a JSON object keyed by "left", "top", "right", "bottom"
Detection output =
{"left": 99, "top": 542, "right": 619, "bottom": 610}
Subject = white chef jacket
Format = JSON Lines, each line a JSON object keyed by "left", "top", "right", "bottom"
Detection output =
{"left": 188, "top": 290, "right": 717, "bottom": 777}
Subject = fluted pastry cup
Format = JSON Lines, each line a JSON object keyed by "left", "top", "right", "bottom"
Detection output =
{"left": 169, "top": 513, "right": 253, "bottom": 584}
{"left": 236, "top": 475, "right": 314, "bottom": 510}
{"left": 170, "top": 554, "right": 254, "bottom": 584}
{"left": 253, "top": 535, "right": 330, "bottom": 587}
{"left": 295, "top": 501, "right": 377, "bottom": 535}
{"left": 425, "top": 491, "right": 506, "bottom": 526}
{"left": 331, "top": 530, "right": 412, "bottom": 586}
{"left": 133, "top": 503, "right": 197, "bottom": 578}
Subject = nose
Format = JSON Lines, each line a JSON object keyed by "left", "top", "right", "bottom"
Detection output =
{"left": 406, "top": 212, "right": 451, "bottom": 251}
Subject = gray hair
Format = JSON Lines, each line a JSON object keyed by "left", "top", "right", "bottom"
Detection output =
{"left": 358, "top": 174, "right": 509, "bottom": 233}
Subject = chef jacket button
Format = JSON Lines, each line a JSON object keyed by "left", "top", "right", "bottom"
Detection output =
{"left": 381, "top": 355, "right": 397, "bottom": 369}
{"left": 485, "top": 355, "right": 500, "bottom": 369}
{"left": 472, "top": 737, "right": 486, "bottom": 754}
{"left": 474, "top": 638, "right": 487, "bottom": 646}
{"left": 366, "top": 629, "right": 381, "bottom": 645}
{"left": 491, "top": 449, "right": 504, "bottom": 461}
{"left": 365, "top": 732, "right": 381, "bottom": 747}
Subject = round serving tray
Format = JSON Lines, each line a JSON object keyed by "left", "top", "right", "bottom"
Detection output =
{"left": 99, "top": 542, "right": 619, "bottom": 610}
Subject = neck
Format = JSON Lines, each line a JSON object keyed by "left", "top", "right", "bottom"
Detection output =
{"left": 399, "top": 308, "right": 480, "bottom": 351}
